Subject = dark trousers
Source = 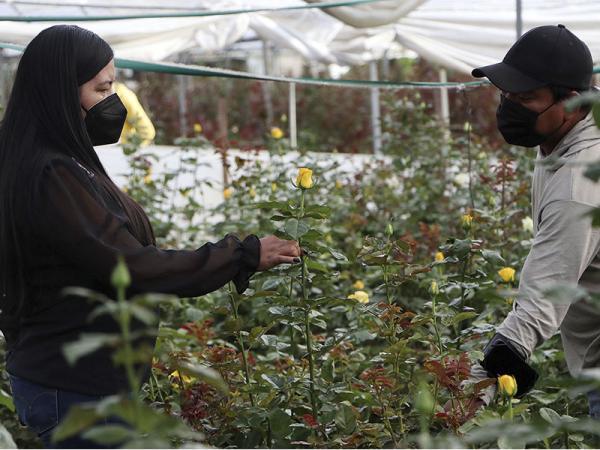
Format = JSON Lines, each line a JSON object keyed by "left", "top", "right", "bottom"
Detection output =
{"left": 8, "top": 373, "right": 128, "bottom": 449}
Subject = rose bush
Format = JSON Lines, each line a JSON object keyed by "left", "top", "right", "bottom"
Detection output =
{"left": 1, "top": 94, "right": 599, "bottom": 448}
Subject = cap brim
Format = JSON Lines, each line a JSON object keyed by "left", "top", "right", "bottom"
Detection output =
{"left": 472, "top": 62, "right": 546, "bottom": 93}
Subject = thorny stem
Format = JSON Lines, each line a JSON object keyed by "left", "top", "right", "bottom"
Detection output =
{"left": 431, "top": 380, "right": 440, "bottom": 424}
{"left": 151, "top": 371, "right": 165, "bottom": 403}
{"left": 116, "top": 283, "right": 141, "bottom": 425}
{"left": 376, "top": 388, "right": 399, "bottom": 447}
{"left": 298, "top": 189, "right": 319, "bottom": 425}
{"left": 431, "top": 292, "right": 444, "bottom": 354}
{"left": 456, "top": 251, "right": 471, "bottom": 345}
{"left": 383, "top": 263, "right": 392, "bottom": 305}
{"left": 506, "top": 395, "right": 513, "bottom": 421}
{"left": 449, "top": 390, "right": 466, "bottom": 422}
{"left": 288, "top": 276, "right": 297, "bottom": 357}
{"left": 228, "top": 283, "right": 255, "bottom": 407}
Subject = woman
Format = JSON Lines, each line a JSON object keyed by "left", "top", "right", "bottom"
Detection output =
{"left": 0, "top": 25, "right": 300, "bottom": 448}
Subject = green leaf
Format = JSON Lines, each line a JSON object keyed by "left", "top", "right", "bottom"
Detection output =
{"left": 0, "top": 389, "right": 14, "bottom": 412}
{"left": 303, "top": 205, "right": 332, "bottom": 219}
{"left": 176, "top": 361, "right": 229, "bottom": 394}
{"left": 584, "top": 161, "right": 600, "bottom": 183}
{"left": 270, "top": 214, "right": 290, "bottom": 221}
{"left": 480, "top": 249, "right": 505, "bottom": 266}
{"left": 285, "top": 218, "right": 309, "bottom": 240}
{"left": 248, "top": 201, "right": 289, "bottom": 211}
{"left": 261, "top": 374, "right": 282, "bottom": 390}
{"left": 450, "top": 311, "right": 478, "bottom": 326}
{"left": 129, "top": 304, "right": 158, "bottom": 325}
{"left": 543, "top": 284, "right": 589, "bottom": 305}
{"left": 328, "top": 248, "right": 348, "bottom": 262}
{"left": 269, "top": 409, "right": 293, "bottom": 438}
{"left": 300, "top": 229, "right": 323, "bottom": 243}
{"left": 60, "top": 286, "right": 111, "bottom": 304}
{"left": 564, "top": 90, "right": 600, "bottom": 112}
{"left": 0, "top": 424, "right": 16, "bottom": 449}
{"left": 305, "top": 258, "right": 329, "bottom": 273}
{"left": 259, "top": 334, "right": 290, "bottom": 350}
{"left": 528, "top": 390, "right": 563, "bottom": 406}
{"left": 593, "top": 102, "right": 600, "bottom": 129}
{"left": 539, "top": 407, "right": 561, "bottom": 425}
{"left": 440, "top": 238, "right": 472, "bottom": 259}
{"left": 51, "top": 406, "right": 102, "bottom": 443}
{"left": 81, "top": 425, "right": 134, "bottom": 446}
{"left": 590, "top": 207, "right": 600, "bottom": 227}
{"left": 62, "top": 333, "right": 120, "bottom": 366}
{"left": 335, "top": 403, "right": 356, "bottom": 434}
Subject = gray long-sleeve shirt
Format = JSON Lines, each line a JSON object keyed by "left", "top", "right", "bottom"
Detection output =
{"left": 497, "top": 111, "right": 600, "bottom": 377}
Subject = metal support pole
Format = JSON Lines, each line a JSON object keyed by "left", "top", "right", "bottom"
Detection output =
{"left": 262, "top": 40, "right": 274, "bottom": 128}
{"left": 177, "top": 74, "right": 188, "bottom": 137}
{"left": 369, "top": 60, "right": 382, "bottom": 155}
{"left": 289, "top": 82, "right": 297, "bottom": 149}
{"left": 516, "top": 0, "right": 523, "bottom": 40}
{"left": 439, "top": 68, "right": 451, "bottom": 141}
{"left": 382, "top": 49, "right": 390, "bottom": 81}
{"left": 439, "top": 68, "right": 450, "bottom": 127}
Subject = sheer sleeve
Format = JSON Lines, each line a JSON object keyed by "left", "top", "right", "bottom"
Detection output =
{"left": 27, "top": 156, "right": 260, "bottom": 297}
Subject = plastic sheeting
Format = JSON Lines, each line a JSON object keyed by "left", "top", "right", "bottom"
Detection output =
{"left": 1, "top": 0, "right": 600, "bottom": 75}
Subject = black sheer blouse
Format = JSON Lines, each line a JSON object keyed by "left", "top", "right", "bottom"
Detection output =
{"left": 5, "top": 153, "right": 260, "bottom": 395}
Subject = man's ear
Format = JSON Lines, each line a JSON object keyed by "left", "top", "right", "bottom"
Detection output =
{"left": 563, "top": 90, "right": 583, "bottom": 118}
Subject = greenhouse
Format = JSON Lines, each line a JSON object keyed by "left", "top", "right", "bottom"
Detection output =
{"left": 1, "top": 0, "right": 600, "bottom": 448}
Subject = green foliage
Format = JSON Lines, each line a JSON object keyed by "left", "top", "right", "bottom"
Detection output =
{"left": 2, "top": 92, "right": 599, "bottom": 448}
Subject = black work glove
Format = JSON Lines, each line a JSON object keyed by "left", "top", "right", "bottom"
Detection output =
{"left": 481, "top": 333, "right": 539, "bottom": 398}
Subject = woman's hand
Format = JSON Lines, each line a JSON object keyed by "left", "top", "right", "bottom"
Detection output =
{"left": 258, "top": 235, "right": 301, "bottom": 270}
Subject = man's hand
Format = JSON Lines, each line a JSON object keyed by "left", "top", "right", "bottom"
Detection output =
{"left": 257, "top": 236, "right": 301, "bottom": 270}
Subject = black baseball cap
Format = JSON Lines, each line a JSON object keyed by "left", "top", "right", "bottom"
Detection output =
{"left": 472, "top": 24, "right": 593, "bottom": 93}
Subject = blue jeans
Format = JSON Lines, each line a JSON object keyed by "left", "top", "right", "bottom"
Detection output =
{"left": 8, "top": 373, "right": 129, "bottom": 448}
{"left": 589, "top": 389, "right": 600, "bottom": 419}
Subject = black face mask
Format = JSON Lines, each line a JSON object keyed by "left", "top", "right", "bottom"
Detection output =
{"left": 496, "top": 95, "right": 559, "bottom": 147}
{"left": 83, "top": 92, "right": 127, "bottom": 146}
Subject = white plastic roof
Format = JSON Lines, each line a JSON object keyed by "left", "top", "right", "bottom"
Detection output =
{"left": 1, "top": 0, "right": 600, "bottom": 75}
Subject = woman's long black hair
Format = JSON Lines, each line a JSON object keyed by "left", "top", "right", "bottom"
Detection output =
{"left": 0, "top": 25, "right": 154, "bottom": 336}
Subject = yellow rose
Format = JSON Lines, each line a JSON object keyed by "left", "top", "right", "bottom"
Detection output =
{"left": 271, "top": 127, "right": 284, "bottom": 140}
{"left": 348, "top": 290, "right": 369, "bottom": 304}
{"left": 223, "top": 187, "right": 234, "bottom": 200}
{"left": 193, "top": 123, "right": 203, "bottom": 134}
{"left": 169, "top": 370, "right": 195, "bottom": 389}
{"left": 461, "top": 213, "right": 473, "bottom": 228}
{"left": 498, "top": 374, "right": 517, "bottom": 397}
{"left": 498, "top": 267, "right": 516, "bottom": 283}
{"left": 353, "top": 280, "right": 365, "bottom": 290}
{"left": 296, "top": 167, "right": 314, "bottom": 189}
{"left": 435, "top": 252, "right": 445, "bottom": 262}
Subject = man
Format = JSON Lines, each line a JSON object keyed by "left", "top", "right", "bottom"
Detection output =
{"left": 470, "top": 24, "right": 600, "bottom": 417}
